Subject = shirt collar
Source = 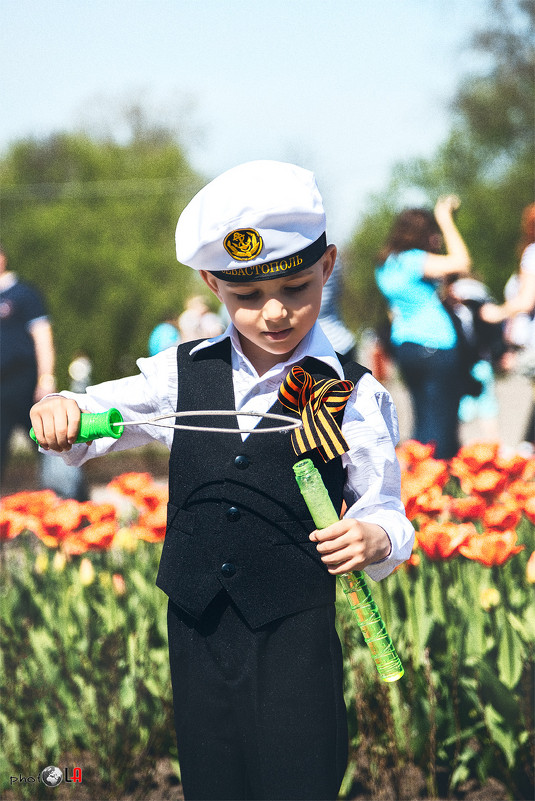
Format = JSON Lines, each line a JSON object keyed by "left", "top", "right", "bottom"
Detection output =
{"left": 189, "top": 321, "right": 344, "bottom": 380}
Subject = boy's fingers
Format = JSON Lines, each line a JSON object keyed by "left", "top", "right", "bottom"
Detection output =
{"left": 42, "top": 413, "right": 71, "bottom": 451}
{"left": 309, "top": 521, "right": 345, "bottom": 542}
{"left": 315, "top": 533, "right": 353, "bottom": 554}
{"left": 67, "top": 409, "right": 82, "bottom": 444}
{"left": 30, "top": 416, "right": 49, "bottom": 449}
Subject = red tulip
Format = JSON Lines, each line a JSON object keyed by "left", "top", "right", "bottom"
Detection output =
{"left": 416, "top": 521, "right": 476, "bottom": 560}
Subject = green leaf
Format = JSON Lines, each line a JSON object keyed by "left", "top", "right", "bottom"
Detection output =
{"left": 483, "top": 705, "right": 517, "bottom": 768}
{"left": 497, "top": 620, "right": 525, "bottom": 689}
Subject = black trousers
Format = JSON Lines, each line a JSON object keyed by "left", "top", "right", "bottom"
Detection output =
{"left": 167, "top": 591, "right": 348, "bottom": 801}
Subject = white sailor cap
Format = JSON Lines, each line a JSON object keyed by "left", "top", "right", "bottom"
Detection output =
{"left": 175, "top": 160, "right": 327, "bottom": 282}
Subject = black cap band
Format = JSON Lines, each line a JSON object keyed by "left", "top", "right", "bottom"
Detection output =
{"left": 210, "top": 233, "right": 327, "bottom": 283}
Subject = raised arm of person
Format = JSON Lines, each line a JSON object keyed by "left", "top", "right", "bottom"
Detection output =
{"left": 480, "top": 270, "right": 535, "bottom": 324}
{"left": 423, "top": 195, "right": 472, "bottom": 279}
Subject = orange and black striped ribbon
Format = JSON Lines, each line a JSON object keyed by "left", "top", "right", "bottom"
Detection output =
{"left": 278, "top": 366, "right": 355, "bottom": 462}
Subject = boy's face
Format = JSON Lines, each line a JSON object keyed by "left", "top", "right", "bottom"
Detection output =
{"left": 200, "top": 245, "right": 336, "bottom": 374}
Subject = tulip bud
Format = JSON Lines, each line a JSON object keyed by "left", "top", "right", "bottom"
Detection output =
{"left": 113, "top": 527, "right": 139, "bottom": 552}
{"left": 480, "top": 587, "right": 500, "bottom": 611}
{"left": 526, "top": 551, "right": 535, "bottom": 585}
{"left": 52, "top": 550, "right": 67, "bottom": 572}
{"left": 99, "top": 571, "right": 112, "bottom": 588}
{"left": 34, "top": 552, "right": 49, "bottom": 574}
{"left": 112, "top": 573, "right": 127, "bottom": 596}
{"left": 79, "top": 557, "right": 95, "bottom": 586}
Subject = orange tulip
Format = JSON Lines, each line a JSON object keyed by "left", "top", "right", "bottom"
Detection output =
{"left": 449, "top": 496, "right": 486, "bottom": 521}
{"left": 136, "top": 485, "right": 168, "bottom": 512}
{"left": 62, "top": 534, "right": 90, "bottom": 556}
{"left": 107, "top": 472, "right": 153, "bottom": 497}
{"left": 483, "top": 503, "right": 521, "bottom": 532}
{"left": 471, "top": 469, "right": 508, "bottom": 498}
{"left": 137, "top": 506, "right": 166, "bottom": 541}
{"left": 413, "top": 485, "right": 449, "bottom": 516}
{"left": 525, "top": 496, "right": 535, "bottom": 526}
{"left": 81, "top": 521, "right": 117, "bottom": 550}
{"left": 1, "top": 489, "right": 58, "bottom": 516}
{"left": 456, "top": 442, "right": 500, "bottom": 471}
{"left": 42, "top": 500, "right": 84, "bottom": 541}
{"left": 397, "top": 440, "right": 436, "bottom": 469}
{"left": 495, "top": 452, "right": 529, "bottom": 479}
{"left": 507, "top": 479, "right": 535, "bottom": 505}
{"left": 459, "top": 531, "right": 525, "bottom": 567}
{"left": 448, "top": 457, "right": 480, "bottom": 495}
{"left": 0, "top": 509, "right": 40, "bottom": 540}
{"left": 526, "top": 551, "right": 535, "bottom": 584}
{"left": 416, "top": 521, "right": 476, "bottom": 560}
{"left": 78, "top": 501, "right": 117, "bottom": 524}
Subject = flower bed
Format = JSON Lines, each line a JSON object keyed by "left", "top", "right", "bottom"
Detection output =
{"left": 1, "top": 445, "right": 534, "bottom": 799}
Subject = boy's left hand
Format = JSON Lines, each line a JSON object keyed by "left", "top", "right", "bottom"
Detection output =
{"left": 310, "top": 519, "right": 391, "bottom": 574}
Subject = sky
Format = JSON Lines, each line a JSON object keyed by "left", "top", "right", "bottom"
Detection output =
{"left": 1, "top": 0, "right": 491, "bottom": 245}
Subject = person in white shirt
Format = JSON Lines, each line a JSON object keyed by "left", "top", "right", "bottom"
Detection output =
{"left": 481, "top": 202, "right": 535, "bottom": 443}
{"left": 30, "top": 161, "right": 414, "bottom": 801}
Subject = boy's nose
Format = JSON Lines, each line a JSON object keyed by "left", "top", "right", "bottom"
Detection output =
{"left": 262, "top": 298, "right": 288, "bottom": 322}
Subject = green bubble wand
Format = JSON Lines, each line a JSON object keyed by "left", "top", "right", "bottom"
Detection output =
{"left": 293, "top": 458, "right": 404, "bottom": 682}
{"left": 29, "top": 408, "right": 302, "bottom": 443}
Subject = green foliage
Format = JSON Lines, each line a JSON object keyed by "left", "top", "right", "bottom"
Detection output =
{"left": 336, "top": 527, "right": 535, "bottom": 800}
{"left": 1, "top": 519, "right": 533, "bottom": 799}
{"left": 0, "top": 540, "right": 174, "bottom": 799}
{"left": 0, "top": 124, "right": 205, "bottom": 386}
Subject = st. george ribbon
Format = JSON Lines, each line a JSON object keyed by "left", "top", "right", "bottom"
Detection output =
{"left": 279, "top": 367, "right": 404, "bottom": 682}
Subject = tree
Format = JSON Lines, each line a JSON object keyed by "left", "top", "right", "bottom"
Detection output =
{"left": 0, "top": 113, "right": 206, "bottom": 385}
{"left": 342, "top": 0, "right": 534, "bottom": 334}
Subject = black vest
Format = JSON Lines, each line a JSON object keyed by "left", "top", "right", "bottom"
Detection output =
{"left": 155, "top": 339, "right": 369, "bottom": 628}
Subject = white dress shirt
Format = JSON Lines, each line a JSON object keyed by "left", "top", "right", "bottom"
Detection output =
{"left": 56, "top": 322, "right": 414, "bottom": 580}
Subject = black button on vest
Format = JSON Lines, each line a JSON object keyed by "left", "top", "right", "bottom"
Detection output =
{"left": 155, "top": 338, "right": 370, "bottom": 629}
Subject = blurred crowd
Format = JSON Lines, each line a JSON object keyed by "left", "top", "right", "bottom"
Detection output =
{"left": 1, "top": 199, "right": 534, "bottom": 496}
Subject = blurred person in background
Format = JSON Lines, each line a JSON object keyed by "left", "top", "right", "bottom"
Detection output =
{"left": 444, "top": 276, "right": 506, "bottom": 442}
{"left": 148, "top": 310, "right": 181, "bottom": 356}
{"left": 374, "top": 196, "right": 472, "bottom": 459}
{"left": 178, "top": 294, "right": 224, "bottom": 342}
{"left": 317, "top": 255, "right": 356, "bottom": 360}
{"left": 0, "top": 243, "right": 56, "bottom": 479}
{"left": 480, "top": 202, "right": 535, "bottom": 445}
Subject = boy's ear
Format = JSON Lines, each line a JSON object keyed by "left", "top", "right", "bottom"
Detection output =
{"left": 321, "top": 245, "right": 337, "bottom": 286}
{"left": 199, "top": 270, "right": 223, "bottom": 301}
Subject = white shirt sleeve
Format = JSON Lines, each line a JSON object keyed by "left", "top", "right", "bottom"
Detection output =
{"left": 53, "top": 347, "right": 178, "bottom": 466}
{"left": 520, "top": 243, "right": 535, "bottom": 276}
{"left": 341, "top": 372, "right": 415, "bottom": 580}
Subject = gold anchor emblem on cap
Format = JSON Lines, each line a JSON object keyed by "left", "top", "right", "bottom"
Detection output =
{"left": 224, "top": 228, "right": 263, "bottom": 261}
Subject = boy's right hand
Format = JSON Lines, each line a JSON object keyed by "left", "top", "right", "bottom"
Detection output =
{"left": 30, "top": 396, "right": 82, "bottom": 452}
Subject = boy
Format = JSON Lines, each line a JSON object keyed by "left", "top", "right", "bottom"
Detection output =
{"left": 30, "top": 160, "right": 414, "bottom": 801}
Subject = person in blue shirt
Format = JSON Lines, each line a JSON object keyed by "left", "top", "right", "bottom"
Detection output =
{"left": 148, "top": 311, "right": 180, "bottom": 356}
{"left": 375, "top": 196, "right": 472, "bottom": 458}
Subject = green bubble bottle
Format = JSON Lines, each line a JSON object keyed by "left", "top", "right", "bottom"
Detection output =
{"left": 293, "top": 458, "right": 404, "bottom": 682}
{"left": 30, "top": 408, "right": 124, "bottom": 444}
